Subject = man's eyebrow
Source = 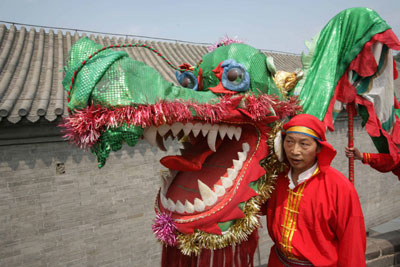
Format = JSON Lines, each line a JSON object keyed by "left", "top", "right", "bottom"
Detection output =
{"left": 299, "top": 137, "right": 313, "bottom": 142}
{"left": 287, "top": 136, "right": 313, "bottom": 143}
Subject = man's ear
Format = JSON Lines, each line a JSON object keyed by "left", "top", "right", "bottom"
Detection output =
{"left": 316, "top": 143, "right": 322, "bottom": 153}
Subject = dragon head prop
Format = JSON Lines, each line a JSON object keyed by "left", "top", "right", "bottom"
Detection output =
{"left": 61, "top": 37, "right": 301, "bottom": 265}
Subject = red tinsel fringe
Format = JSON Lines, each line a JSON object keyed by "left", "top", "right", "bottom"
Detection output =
{"left": 60, "top": 95, "right": 301, "bottom": 149}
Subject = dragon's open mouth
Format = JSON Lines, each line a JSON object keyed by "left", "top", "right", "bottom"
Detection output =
{"left": 143, "top": 121, "right": 260, "bottom": 216}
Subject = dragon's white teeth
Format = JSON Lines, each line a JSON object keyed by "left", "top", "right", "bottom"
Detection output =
{"left": 227, "top": 168, "right": 238, "bottom": 180}
{"left": 184, "top": 200, "right": 195, "bottom": 213}
{"left": 158, "top": 124, "right": 171, "bottom": 136}
{"left": 242, "top": 143, "right": 250, "bottom": 153}
{"left": 156, "top": 134, "right": 167, "bottom": 151}
{"left": 193, "top": 123, "right": 202, "bottom": 137}
{"left": 221, "top": 177, "right": 233, "bottom": 188}
{"left": 238, "top": 151, "right": 246, "bottom": 162}
{"left": 194, "top": 198, "right": 205, "bottom": 212}
{"left": 198, "top": 180, "right": 218, "bottom": 206}
{"left": 214, "top": 184, "right": 226, "bottom": 197}
{"left": 143, "top": 126, "right": 158, "bottom": 147}
{"left": 194, "top": 123, "right": 203, "bottom": 130}
{"left": 234, "top": 127, "right": 242, "bottom": 141}
{"left": 169, "top": 170, "right": 178, "bottom": 178}
{"left": 183, "top": 123, "right": 193, "bottom": 136}
{"left": 219, "top": 124, "right": 228, "bottom": 139}
{"left": 175, "top": 200, "right": 185, "bottom": 213}
{"left": 233, "top": 159, "right": 243, "bottom": 170}
{"left": 167, "top": 198, "right": 176, "bottom": 212}
{"left": 161, "top": 176, "right": 168, "bottom": 194}
{"left": 201, "top": 123, "right": 212, "bottom": 137}
{"left": 207, "top": 129, "right": 218, "bottom": 152}
{"left": 171, "top": 122, "right": 184, "bottom": 136}
{"left": 146, "top": 123, "right": 244, "bottom": 152}
{"left": 192, "top": 129, "right": 200, "bottom": 137}
{"left": 160, "top": 193, "right": 168, "bottom": 208}
{"left": 227, "top": 126, "right": 235, "bottom": 140}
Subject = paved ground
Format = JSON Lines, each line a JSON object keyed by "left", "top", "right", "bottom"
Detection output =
{"left": 366, "top": 216, "right": 400, "bottom": 267}
{"left": 370, "top": 217, "right": 400, "bottom": 235}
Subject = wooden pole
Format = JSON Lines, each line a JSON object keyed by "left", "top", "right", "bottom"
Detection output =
{"left": 347, "top": 102, "right": 355, "bottom": 184}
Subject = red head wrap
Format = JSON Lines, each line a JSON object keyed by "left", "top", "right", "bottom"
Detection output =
{"left": 283, "top": 114, "right": 337, "bottom": 171}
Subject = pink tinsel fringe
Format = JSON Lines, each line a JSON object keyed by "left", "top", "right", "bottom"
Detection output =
{"left": 59, "top": 95, "right": 301, "bottom": 149}
{"left": 208, "top": 36, "right": 244, "bottom": 52}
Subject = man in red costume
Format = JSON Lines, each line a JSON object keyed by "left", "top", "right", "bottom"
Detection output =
{"left": 264, "top": 114, "right": 366, "bottom": 266}
{"left": 345, "top": 147, "right": 400, "bottom": 180}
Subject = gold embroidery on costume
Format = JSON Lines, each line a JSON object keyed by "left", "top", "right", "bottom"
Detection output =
{"left": 279, "top": 167, "right": 319, "bottom": 259}
{"left": 364, "top": 153, "right": 371, "bottom": 163}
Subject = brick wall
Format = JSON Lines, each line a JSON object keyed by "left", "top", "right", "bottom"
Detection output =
{"left": 0, "top": 139, "right": 172, "bottom": 266}
{"left": 1, "top": 116, "right": 400, "bottom": 266}
{"left": 366, "top": 230, "right": 400, "bottom": 267}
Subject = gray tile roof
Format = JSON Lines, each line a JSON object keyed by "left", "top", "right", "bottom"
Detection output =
{"left": 0, "top": 24, "right": 303, "bottom": 124}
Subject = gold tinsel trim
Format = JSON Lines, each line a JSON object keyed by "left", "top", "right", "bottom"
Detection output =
{"left": 174, "top": 121, "right": 288, "bottom": 256}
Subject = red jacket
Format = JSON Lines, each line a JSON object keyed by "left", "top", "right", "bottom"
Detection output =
{"left": 362, "top": 153, "right": 400, "bottom": 180}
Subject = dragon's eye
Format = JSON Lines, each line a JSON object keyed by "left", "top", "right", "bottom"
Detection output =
{"left": 221, "top": 59, "right": 250, "bottom": 92}
{"left": 176, "top": 71, "right": 198, "bottom": 91}
{"left": 227, "top": 68, "right": 244, "bottom": 84}
{"left": 181, "top": 77, "right": 194, "bottom": 88}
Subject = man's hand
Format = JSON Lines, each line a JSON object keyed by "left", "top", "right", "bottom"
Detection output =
{"left": 345, "top": 147, "right": 363, "bottom": 161}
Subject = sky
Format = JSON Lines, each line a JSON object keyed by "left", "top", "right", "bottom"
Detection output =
{"left": 0, "top": 0, "right": 399, "bottom": 54}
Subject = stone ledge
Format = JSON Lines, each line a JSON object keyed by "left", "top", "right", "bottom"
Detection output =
{"left": 367, "top": 230, "right": 400, "bottom": 267}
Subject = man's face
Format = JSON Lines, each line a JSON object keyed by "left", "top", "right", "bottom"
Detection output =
{"left": 283, "top": 132, "right": 320, "bottom": 175}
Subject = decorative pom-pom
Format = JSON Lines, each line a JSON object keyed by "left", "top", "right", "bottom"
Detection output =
{"left": 152, "top": 212, "right": 177, "bottom": 246}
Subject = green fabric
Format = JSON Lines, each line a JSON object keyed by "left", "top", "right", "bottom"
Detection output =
{"left": 199, "top": 43, "right": 281, "bottom": 97}
{"left": 91, "top": 125, "right": 144, "bottom": 168}
{"left": 63, "top": 38, "right": 128, "bottom": 111}
{"left": 292, "top": 7, "right": 391, "bottom": 121}
{"left": 63, "top": 37, "right": 217, "bottom": 111}
{"left": 217, "top": 220, "right": 235, "bottom": 232}
{"left": 358, "top": 105, "right": 389, "bottom": 153}
{"left": 381, "top": 106, "right": 395, "bottom": 132}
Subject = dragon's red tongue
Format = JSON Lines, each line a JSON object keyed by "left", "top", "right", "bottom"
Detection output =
{"left": 160, "top": 139, "right": 222, "bottom": 171}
